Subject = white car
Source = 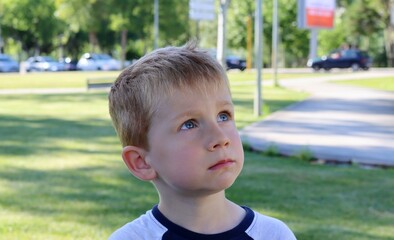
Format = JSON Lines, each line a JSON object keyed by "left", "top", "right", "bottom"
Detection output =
{"left": 24, "top": 56, "right": 65, "bottom": 72}
{"left": 0, "top": 54, "right": 19, "bottom": 72}
{"left": 77, "top": 53, "right": 121, "bottom": 71}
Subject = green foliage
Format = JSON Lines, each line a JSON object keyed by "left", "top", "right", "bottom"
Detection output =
{"left": 263, "top": 143, "right": 280, "bottom": 157}
{"left": 0, "top": 0, "right": 393, "bottom": 66}
{"left": 311, "top": 0, "right": 394, "bottom": 67}
{"left": 242, "top": 141, "right": 253, "bottom": 152}
{"left": 318, "top": 20, "right": 347, "bottom": 56}
{"left": 294, "top": 147, "right": 314, "bottom": 162}
{"left": 2, "top": 0, "right": 64, "bottom": 54}
{"left": 159, "top": 0, "right": 190, "bottom": 46}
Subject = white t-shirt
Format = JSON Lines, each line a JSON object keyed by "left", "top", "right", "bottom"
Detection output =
{"left": 109, "top": 205, "right": 296, "bottom": 240}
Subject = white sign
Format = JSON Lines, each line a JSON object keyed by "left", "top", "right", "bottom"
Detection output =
{"left": 189, "top": 0, "right": 215, "bottom": 21}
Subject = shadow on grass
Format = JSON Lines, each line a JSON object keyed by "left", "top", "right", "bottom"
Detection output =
{"left": 0, "top": 164, "right": 158, "bottom": 231}
{"left": 0, "top": 114, "right": 117, "bottom": 156}
{"left": 0, "top": 93, "right": 160, "bottom": 236}
{"left": 1, "top": 92, "right": 392, "bottom": 239}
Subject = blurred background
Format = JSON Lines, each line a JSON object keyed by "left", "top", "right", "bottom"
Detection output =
{"left": 0, "top": 0, "right": 393, "bottom": 73}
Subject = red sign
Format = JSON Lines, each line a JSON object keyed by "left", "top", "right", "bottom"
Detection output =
{"left": 298, "top": 0, "right": 336, "bottom": 29}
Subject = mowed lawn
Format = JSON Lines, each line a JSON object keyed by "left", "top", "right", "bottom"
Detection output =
{"left": 0, "top": 72, "right": 393, "bottom": 240}
{"left": 0, "top": 70, "right": 335, "bottom": 89}
{"left": 335, "top": 76, "right": 394, "bottom": 92}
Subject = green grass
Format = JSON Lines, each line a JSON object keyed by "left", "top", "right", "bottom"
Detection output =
{"left": 0, "top": 74, "right": 393, "bottom": 239}
{"left": 334, "top": 77, "right": 394, "bottom": 92}
{"left": 0, "top": 71, "right": 119, "bottom": 89}
{"left": 0, "top": 70, "right": 330, "bottom": 89}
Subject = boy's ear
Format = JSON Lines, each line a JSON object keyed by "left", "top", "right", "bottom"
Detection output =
{"left": 122, "top": 146, "right": 157, "bottom": 181}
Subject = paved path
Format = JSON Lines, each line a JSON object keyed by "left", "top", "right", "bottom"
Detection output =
{"left": 240, "top": 70, "right": 394, "bottom": 167}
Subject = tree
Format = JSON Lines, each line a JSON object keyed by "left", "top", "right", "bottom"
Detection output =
{"left": 159, "top": 0, "right": 190, "bottom": 46}
{"left": 2, "top": 0, "right": 64, "bottom": 55}
{"left": 379, "top": 0, "right": 394, "bottom": 66}
{"left": 304, "top": 0, "right": 393, "bottom": 67}
{"left": 227, "top": 0, "right": 310, "bottom": 67}
{"left": 55, "top": 0, "right": 112, "bottom": 53}
{"left": 108, "top": 0, "right": 152, "bottom": 67}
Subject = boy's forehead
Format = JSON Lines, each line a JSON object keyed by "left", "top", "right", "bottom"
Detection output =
{"left": 154, "top": 83, "right": 233, "bottom": 117}
{"left": 173, "top": 77, "right": 230, "bottom": 97}
{"left": 158, "top": 81, "right": 232, "bottom": 108}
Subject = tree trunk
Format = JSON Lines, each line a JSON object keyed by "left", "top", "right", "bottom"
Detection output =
{"left": 121, "top": 29, "right": 127, "bottom": 69}
{"left": 89, "top": 32, "right": 98, "bottom": 53}
{"left": 384, "top": 0, "right": 394, "bottom": 67}
{"left": 384, "top": 26, "right": 394, "bottom": 67}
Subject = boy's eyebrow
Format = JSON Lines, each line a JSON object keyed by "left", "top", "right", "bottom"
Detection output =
{"left": 218, "top": 100, "right": 234, "bottom": 108}
{"left": 171, "top": 100, "right": 234, "bottom": 121}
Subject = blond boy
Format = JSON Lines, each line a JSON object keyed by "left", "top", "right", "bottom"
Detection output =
{"left": 108, "top": 42, "right": 296, "bottom": 240}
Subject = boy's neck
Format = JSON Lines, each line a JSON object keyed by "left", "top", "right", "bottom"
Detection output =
{"left": 157, "top": 191, "right": 246, "bottom": 234}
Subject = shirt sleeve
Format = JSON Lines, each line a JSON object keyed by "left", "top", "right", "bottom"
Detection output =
{"left": 108, "top": 209, "right": 167, "bottom": 240}
{"left": 245, "top": 210, "right": 297, "bottom": 240}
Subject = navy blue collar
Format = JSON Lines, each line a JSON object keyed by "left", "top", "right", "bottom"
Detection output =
{"left": 152, "top": 205, "right": 254, "bottom": 240}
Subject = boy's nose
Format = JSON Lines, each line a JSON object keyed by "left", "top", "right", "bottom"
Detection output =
{"left": 206, "top": 125, "right": 230, "bottom": 151}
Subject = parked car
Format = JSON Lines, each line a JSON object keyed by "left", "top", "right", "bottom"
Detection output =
{"left": 0, "top": 54, "right": 19, "bottom": 72}
{"left": 226, "top": 56, "right": 246, "bottom": 71}
{"left": 60, "top": 57, "right": 78, "bottom": 71}
{"left": 307, "top": 49, "right": 372, "bottom": 71}
{"left": 77, "top": 53, "right": 121, "bottom": 71}
{"left": 24, "top": 56, "right": 65, "bottom": 72}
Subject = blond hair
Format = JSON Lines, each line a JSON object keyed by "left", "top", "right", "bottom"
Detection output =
{"left": 108, "top": 42, "right": 229, "bottom": 149}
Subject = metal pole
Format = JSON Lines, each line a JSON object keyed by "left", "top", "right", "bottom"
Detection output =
{"left": 154, "top": 0, "right": 159, "bottom": 49}
{"left": 254, "top": 0, "right": 263, "bottom": 116}
{"left": 272, "top": 0, "right": 279, "bottom": 87}
{"left": 309, "top": 28, "right": 318, "bottom": 59}
{"left": 217, "top": 0, "right": 229, "bottom": 68}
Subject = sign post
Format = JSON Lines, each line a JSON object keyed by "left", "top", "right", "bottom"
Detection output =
{"left": 297, "top": 0, "right": 336, "bottom": 59}
{"left": 189, "top": 0, "right": 216, "bottom": 48}
{"left": 189, "top": 0, "right": 215, "bottom": 21}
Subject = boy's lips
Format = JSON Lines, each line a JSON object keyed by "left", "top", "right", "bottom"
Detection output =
{"left": 208, "top": 159, "right": 235, "bottom": 170}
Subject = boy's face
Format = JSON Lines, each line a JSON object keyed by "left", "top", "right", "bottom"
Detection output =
{"left": 145, "top": 82, "right": 244, "bottom": 197}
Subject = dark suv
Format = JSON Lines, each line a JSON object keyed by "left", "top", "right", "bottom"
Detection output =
{"left": 307, "top": 49, "right": 372, "bottom": 71}
{"left": 226, "top": 56, "right": 246, "bottom": 71}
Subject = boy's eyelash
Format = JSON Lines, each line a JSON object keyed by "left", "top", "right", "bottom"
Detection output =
{"left": 220, "top": 110, "right": 233, "bottom": 119}
{"left": 179, "top": 110, "right": 233, "bottom": 131}
{"left": 180, "top": 119, "right": 198, "bottom": 130}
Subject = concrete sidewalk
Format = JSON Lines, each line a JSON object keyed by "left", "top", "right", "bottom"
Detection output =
{"left": 240, "top": 71, "right": 394, "bottom": 167}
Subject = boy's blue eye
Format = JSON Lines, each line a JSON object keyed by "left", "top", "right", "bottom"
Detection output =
{"left": 218, "top": 112, "right": 229, "bottom": 122}
{"left": 180, "top": 120, "right": 197, "bottom": 130}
